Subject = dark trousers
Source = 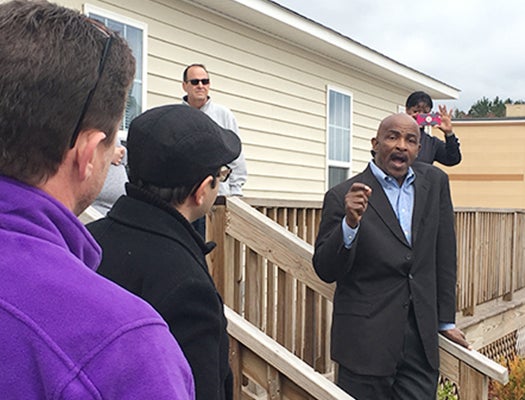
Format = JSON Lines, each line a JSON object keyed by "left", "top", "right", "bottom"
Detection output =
{"left": 337, "top": 306, "right": 439, "bottom": 400}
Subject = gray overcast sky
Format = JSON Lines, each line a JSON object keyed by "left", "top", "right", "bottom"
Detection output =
{"left": 275, "top": 0, "right": 525, "bottom": 113}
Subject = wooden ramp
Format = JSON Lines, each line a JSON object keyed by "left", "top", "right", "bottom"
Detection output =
{"left": 207, "top": 197, "right": 509, "bottom": 399}
{"left": 82, "top": 197, "right": 512, "bottom": 399}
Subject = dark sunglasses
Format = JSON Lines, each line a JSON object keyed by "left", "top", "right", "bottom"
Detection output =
{"left": 217, "top": 165, "right": 232, "bottom": 183}
{"left": 69, "top": 18, "right": 114, "bottom": 148}
{"left": 186, "top": 78, "right": 210, "bottom": 86}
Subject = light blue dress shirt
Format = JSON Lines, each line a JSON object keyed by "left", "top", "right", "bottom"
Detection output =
{"left": 342, "top": 161, "right": 414, "bottom": 247}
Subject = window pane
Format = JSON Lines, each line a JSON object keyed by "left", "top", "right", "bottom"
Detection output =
{"left": 329, "top": 90, "right": 337, "bottom": 123}
{"left": 328, "top": 89, "right": 351, "bottom": 163}
{"left": 328, "top": 127, "right": 336, "bottom": 159}
{"left": 328, "top": 125, "right": 350, "bottom": 162}
{"left": 126, "top": 26, "right": 143, "bottom": 78}
{"left": 124, "top": 83, "right": 142, "bottom": 129}
{"left": 88, "top": 12, "right": 143, "bottom": 131}
{"left": 106, "top": 19, "right": 124, "bottom": 35}
{"left": 329, "top": 126, "right": 349, "bottom": 162}
{"left": 329, "top": 166, "right": 348, "bottom": 188}
{"left": 342, "top": 94, "right": 350, "bottom": 126}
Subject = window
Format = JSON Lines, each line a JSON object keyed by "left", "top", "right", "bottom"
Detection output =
{"left": 327, "top": 87, "right": 352, "bottom": 189}
{"left": 84, "top": 5, "right": 147, "bottom": 138}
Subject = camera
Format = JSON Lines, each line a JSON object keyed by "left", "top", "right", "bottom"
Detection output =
{"left": 416, "top": 112, "right": 442, "bottom": 126}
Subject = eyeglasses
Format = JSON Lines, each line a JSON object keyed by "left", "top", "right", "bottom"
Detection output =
{"left": 69, "top": 18, "right": 114, "bottom": 148}
{"left": 217, "top": 165, "right": 232, "bottom": 182}
{"left": 186, "top": 78, "right": 210, "bottom": 86}
{"left": 191, "top": 165, "right": 231, "bottom": 196}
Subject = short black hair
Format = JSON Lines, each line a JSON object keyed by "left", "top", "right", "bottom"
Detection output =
{"left": 405, "top": 91, "right": 433, "bottom": 109}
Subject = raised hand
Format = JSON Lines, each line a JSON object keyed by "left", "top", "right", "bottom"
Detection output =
{"left": 345, "top": 183, "right": 372, "bottom": 228}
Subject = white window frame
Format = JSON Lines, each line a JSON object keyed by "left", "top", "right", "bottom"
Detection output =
{"left": 326, "top": 86, "right": 353, "bottom": 190}
{"left": 83, "top": 4, "right": 148, "bottom": 140}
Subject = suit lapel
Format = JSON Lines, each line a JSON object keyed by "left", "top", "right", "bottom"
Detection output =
{"left": 411, "top": 164, "right": 431, "bottom": 245}
{"left": 362, "top": 166, "right": 410, "bottom": 247}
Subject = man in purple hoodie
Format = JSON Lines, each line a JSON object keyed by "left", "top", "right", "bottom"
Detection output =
{"left": 0, "top": 1, "right": 194, "bottom": 398}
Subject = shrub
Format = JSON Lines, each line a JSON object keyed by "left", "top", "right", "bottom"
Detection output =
{"left": 437, "top": 379, "right": 459, "bottom": 400}
{"left": 489, "top": 355, "right": 525, "bottom": 400}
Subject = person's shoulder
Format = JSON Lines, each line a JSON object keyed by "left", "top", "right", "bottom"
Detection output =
{"left": 87, "top": 264, "right": 170, "bottom": 325}
{"left": 0, "top": 258, "right": 173, "bottom": 365}
{"left": 207, "top": 99, "right": 233, "bottom": 114}
{"left": 85, "top": 215, "right": 110, "bottom": 234}
{"left": 413, "top": 161, "right": 449, "bottom": 181}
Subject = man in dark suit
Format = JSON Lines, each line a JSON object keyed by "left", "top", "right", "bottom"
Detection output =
{"left": 313, "top": 113, "right": 470, "bottom": 399}
{"left": 88, "top": 105, "right": 241, "bottom": 400}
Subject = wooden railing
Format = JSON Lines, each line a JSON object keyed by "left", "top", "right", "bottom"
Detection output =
{"left": 454, "top": 208, "right": 525, "bottom": 315}
{"left": 207, "top": 197, "right": 509, "bottom": 399}
{"left": 241, "top": 200, "right": 525, "bottom": 318}
{"left": 226, "top": 306, "right": 354, "bottom": 399}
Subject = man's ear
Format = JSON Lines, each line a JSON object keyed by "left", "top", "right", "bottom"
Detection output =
{"left": 192, "top": 175, "right": 214, "bottom": 206}
{"left": 371, "top": 137, "right": 378, "bottom": 152}
{"left": 74, "top": 130, "right": 108, "bottom": 181}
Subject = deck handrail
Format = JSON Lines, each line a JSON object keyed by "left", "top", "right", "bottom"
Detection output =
{"left": 439, "top": 335, "right": 508, "bottom": 384}
{"left": 225, "top": 306, "right": 355, "bottom": 399}
{"left": 222, "top": 196, "right": 508, "bottom": 386}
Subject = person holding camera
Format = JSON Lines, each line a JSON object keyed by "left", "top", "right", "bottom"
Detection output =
{"left": 405, "top": 91, "right": 462, "bottom": 166}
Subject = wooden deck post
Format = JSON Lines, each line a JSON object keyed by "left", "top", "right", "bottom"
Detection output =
{"left": 207, "top": 197, "right": 227, "bottom": 297}
{"left": 458, "top": 362, "right": 488, "bottom": 400}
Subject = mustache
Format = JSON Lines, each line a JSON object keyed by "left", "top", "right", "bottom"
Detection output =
{"left": 390, "top": 152, "right": 408, "bottom": 162}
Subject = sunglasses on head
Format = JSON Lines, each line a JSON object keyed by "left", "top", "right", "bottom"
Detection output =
{"left": 69, "top": 18, "right": 114, "bottom": 148}
{"left": 186, "top": 78, "right": 210, "bottom": 86}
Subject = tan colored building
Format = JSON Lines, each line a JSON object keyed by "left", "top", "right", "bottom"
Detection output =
{"left": 38, "top": 0, "right": 460, "bottom": 200}
{"left": 435, "top": 118, "right": 525, "bottom": 208}
{"left": 506, "top": 103, "right": 525, "bottom": 117}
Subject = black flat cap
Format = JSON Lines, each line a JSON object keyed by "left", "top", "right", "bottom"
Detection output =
{"left": 127, "top": 104, "right": 241, "bottom": 187}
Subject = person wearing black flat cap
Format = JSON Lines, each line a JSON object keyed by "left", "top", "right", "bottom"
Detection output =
{"left": 87, "top": 104, "right": 241, "bottom": 400}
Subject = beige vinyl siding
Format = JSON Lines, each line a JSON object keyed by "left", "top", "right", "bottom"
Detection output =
{"left": 74, "top": 0, "right": 432, "bottom": 200}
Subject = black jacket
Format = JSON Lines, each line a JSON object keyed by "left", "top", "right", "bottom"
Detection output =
{"left": 87, "top": 185, "right": 232, "bottom": 400}
{"left": 417, "top": 128, "right": 461, "bottom": 166}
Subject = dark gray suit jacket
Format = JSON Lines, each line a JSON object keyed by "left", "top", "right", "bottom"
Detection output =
{"left": 313, "top": 161, "right": 456, "bottom": 375}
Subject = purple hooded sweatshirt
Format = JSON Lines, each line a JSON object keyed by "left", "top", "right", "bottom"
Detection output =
{"left": 0, "top": 176, "right": 195, "bottom": 399}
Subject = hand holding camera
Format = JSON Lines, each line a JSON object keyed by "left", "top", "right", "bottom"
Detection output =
{"left": 416, "top": 105, "right": 454, "bottom": 136}
{"left": 416, "top": 112, "right": 442, "bottom": 126}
